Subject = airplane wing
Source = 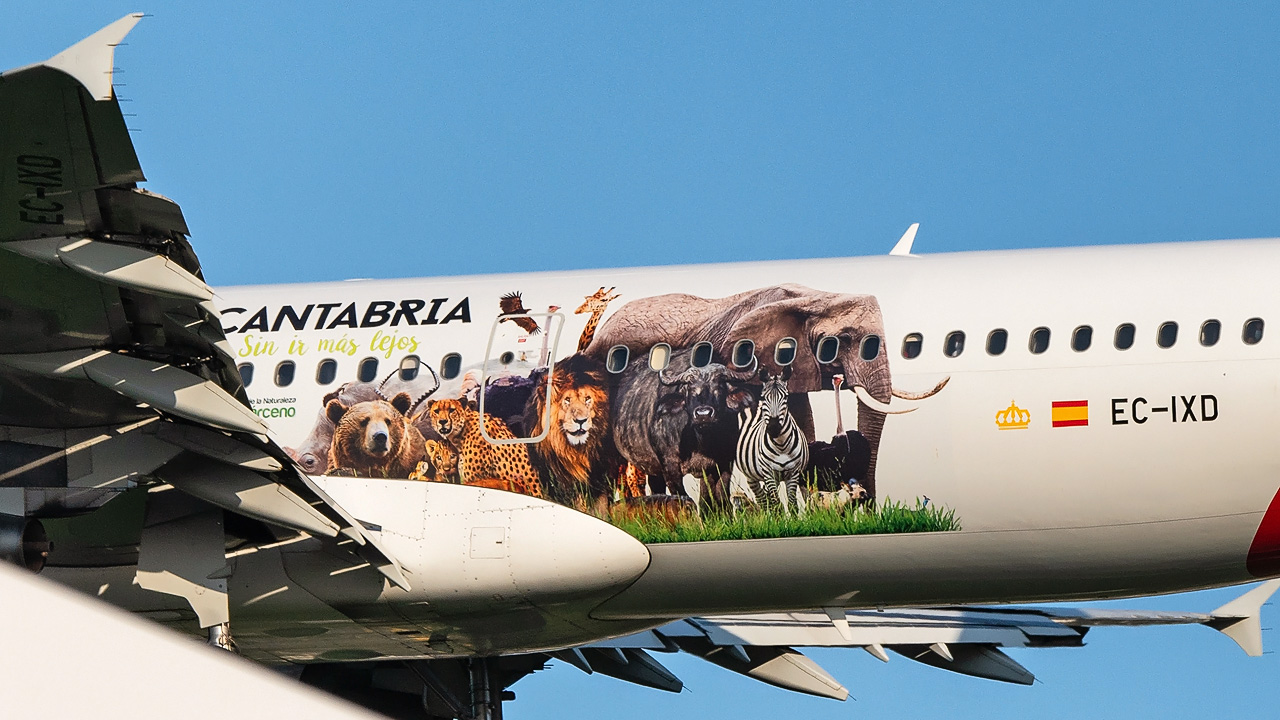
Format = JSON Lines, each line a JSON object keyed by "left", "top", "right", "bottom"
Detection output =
{"left": 561, "top": 580, "right": 1280, "bottom": 700}
{"left": 0, "top": 15, "right": 409, "bottom": 613}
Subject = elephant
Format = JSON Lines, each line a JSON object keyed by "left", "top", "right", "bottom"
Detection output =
{"left": 584, "top": 283, "right": 948, "bottom": 499}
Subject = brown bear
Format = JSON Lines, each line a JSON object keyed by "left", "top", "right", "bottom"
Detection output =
{"left": 326, "top": 392, "right": 426, "bottom": 478}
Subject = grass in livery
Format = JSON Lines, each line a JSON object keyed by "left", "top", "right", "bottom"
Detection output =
{"left": 611, "top": 494, "right": 959, "bottom": 544}
{"left": 285, "top": 283, "right": 957, "bottom": 542}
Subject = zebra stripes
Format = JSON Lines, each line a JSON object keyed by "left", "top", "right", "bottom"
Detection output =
{"left": 734, "top": 371, "right": 809, "bottom": 514}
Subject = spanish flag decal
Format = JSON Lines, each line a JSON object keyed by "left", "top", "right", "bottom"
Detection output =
{"left": 1051, "top": 400, "right": 1089, "bottom": 427}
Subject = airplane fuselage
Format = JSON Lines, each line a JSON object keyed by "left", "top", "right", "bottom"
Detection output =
{"left": 11, "top": 15, "right": 1280, "bottom": 706}
{"left": 192, "top": 238, "right": 1280, "bottom": 639}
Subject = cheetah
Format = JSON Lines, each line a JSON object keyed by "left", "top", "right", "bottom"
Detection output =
{"left": 618, "top": 462, "right": 647, "bottom": 500}
{"left": 426, "top": 398, "right": 542, "bottom": 497}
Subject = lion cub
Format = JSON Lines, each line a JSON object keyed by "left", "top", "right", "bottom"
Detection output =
{"left": 408, "top": 439, "right": 459, "bottom": 483}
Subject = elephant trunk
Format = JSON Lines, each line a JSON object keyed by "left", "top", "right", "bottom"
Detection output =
{"left": 846, "top": 355, "right": 893, "bottom": 500}
{"left": 857, "top": 403, "right": 886, "bottom": 499}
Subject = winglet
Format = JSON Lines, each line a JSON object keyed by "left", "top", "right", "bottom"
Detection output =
{"left": 1207, "top": 579, "right": 1280, "bottom": 656}
{"left": 889, "top": 223, "right": 920, "bottom": 257}
{"left": 43, "top": 13, "right": 145, "bottom": 101}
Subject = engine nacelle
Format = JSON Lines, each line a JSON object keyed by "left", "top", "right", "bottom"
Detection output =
{"left": 0, "top": 514, "right": 50, "bottom": 572}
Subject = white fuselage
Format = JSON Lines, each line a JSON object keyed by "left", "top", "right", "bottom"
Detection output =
{"left": 192, "top": 238, "right": 1280, "bottom": 652}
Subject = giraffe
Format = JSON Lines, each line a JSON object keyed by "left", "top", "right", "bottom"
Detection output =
{"left": 574, "top": 287, "right": 620, "bottom": 353}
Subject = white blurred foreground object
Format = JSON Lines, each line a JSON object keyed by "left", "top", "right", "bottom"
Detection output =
{"left": 0, "top": 562, "right": 381, "bottom": 719}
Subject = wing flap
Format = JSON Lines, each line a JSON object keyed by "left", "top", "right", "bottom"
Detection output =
{"left": 156, "top": 454, "right": 340, "bottom": 538}
{"left": 586, "top": 583, "right": 1280, "bottom": 697}
{"left": 0, "top": 16, "right": 411, "bottom": 593}
{"left": 890, "top": 644, "right": 1035, "bottom": 685}
{"left": 8, "top": 235, "right": 211, "bottom": 301}
{"left": 567, "top": 648, "right": 684, "bottom": 694}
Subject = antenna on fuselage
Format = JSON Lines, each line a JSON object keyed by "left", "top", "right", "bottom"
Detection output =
{"left": 889, "top": 223, "right": 920, "bottom": 257}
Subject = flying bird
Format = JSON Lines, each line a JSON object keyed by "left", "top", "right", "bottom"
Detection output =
{"left": 499, "top": 291, "right": 541, "bottom": 335}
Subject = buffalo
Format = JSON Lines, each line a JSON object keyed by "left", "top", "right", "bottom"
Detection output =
{"left": 612, "top": 349, "right": 756, "bottom": 511}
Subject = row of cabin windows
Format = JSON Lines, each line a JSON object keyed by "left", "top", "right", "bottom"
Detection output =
{"left": 237, "top": 317, "right": 1266, "bottom": 388}
{"left": 238, "top": 352, "right": 466, "bottom": 389}
{"left": 237, "top": 334, "right": 861, "bottom": 388}
{"left": 606, "top": 334, "right": 875, "bottom": 374}
{"left": 906, "top": 317, "right": 1265, "bottom": 359}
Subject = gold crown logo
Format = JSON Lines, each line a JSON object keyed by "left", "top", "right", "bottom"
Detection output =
{"left": 996, "top": 401, "right": 1030, "bottom": 430}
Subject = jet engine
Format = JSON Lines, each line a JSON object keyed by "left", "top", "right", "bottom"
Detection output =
{"left": 0, "top": 514, "right": 50, "bottom": 572}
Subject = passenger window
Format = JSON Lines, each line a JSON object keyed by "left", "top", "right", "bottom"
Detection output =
{"left": 649, "top": 343, "right": 671, "bottom": 371}
{"left": 691, "top": 342, "right": 714, "bottom": 368}
{"left": 399, "top": 355, "right": 420, "bottom": 381}
{"left": 607, "top": 345, "right": 629, "bottom": 373}
{"left": 1114, "top": 323, "right": 1135, "bottom": 350}
{"left": 237, "top": 362, "right": 255, "bottom": 387}
{"left": 774, "top": 338, "right": 797, "bottom": 366}
{"left": 859, "top": 335, "right": 881, "bottom": 361}
{"left": 943, "top": 331, "right": 965, "bottom": 358}
{"left": 731, "top": 340, "right": 756, "bottom": 368}
{"left": 901, "top": 333, "right": 923, "bottom": 359}
{"left": 316, "top": 359, "right": 338, "bottom": 385}
{"left": 816, "top": 336, "right": 839, "bottom": 364}
{"left": 440, "top": 353, "right": 462, "bottom": 380}
{"left": 986, "top": 329, "right": 1008, "bottom": 356}
{"left": 1244, "top": 318, "right": 1265, "bottom": 345}
{"left": 1071, "top": 325, "right": 1092, "bottom": 352}
{"left": 274, "top": 360, "right": 296, "bottom": 387}
{"left": 1200, "top": 320, "right": 1221, "bottom": 347}
{"left": 357, "top": 357, "right": 379, "bottom": 383}
{"left": 1029, "top": 327, "right": 1050, "bottom": 354}
{"left": 1157, "top": 322, "right": 1178, "bottom": 348}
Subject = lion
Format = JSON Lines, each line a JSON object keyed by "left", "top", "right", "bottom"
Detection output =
{"left": 524, "top": 354, "right": 622, "bottom": 513}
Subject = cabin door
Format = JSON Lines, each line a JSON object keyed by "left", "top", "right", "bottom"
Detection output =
{"left": 480, "top": 305, "right": 565, "bottom": 443}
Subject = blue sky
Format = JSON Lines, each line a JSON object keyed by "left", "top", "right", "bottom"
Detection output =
{"left": 5, "top": 3, "right": 1279, "bottom": 718}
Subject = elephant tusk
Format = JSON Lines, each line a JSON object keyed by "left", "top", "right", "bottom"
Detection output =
{"left": 853, "top": 385, "right": 916, "bottom": 415}
{"left": 891, "top": 376, "right": 950, "bottom": 401}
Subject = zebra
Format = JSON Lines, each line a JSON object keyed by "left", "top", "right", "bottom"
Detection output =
{"left": 733, "top": 368, "right": 810, "bottom": 515}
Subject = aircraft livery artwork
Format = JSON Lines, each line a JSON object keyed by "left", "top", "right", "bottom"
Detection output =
{"left": 12, "top": 17, "right": 1280, "bottom": 718}
{"left": 267, "top": 283, "right": 958, "bottom": 543}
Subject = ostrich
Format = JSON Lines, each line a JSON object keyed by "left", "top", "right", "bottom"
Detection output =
{"left": 832, "top": 373, "right": 846, "bottom": 434}
{"left": 807, "top": 373, "right": 871, "bottom": 496}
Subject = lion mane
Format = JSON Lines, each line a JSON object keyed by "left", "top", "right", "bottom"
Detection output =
{"left": 525, "top": 354, "right": 619, "bottom": 506}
